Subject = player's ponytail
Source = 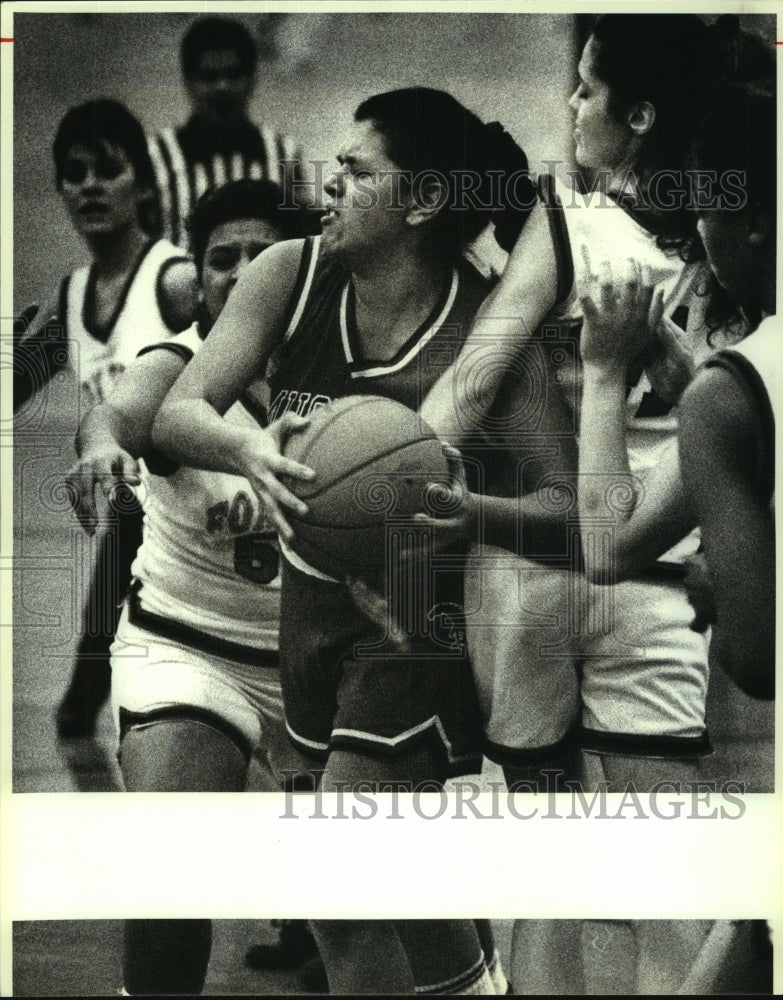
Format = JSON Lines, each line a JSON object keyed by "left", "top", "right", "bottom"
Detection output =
{"left": 355, "top": 88, "right": 533, "bottom": 259}
{"left": 707, "top": 14, "right": 775, "bottom": 90}
{"left": 481, "top": 120, "right": 535, "bottom": 253}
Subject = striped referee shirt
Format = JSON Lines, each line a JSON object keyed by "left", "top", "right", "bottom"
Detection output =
{"left": 147, "top": 115, "right": 302, "bottom": 247}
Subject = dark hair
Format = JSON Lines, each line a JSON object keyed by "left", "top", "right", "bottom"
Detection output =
{"left": 188, "top": 179, "right": 307, "bottom": 275}
{"left": 698, "top": 84, "right": 775, "bottom": 331}
{"left": 589, "top": 15, "right": 713, "bottom": 174}
{"left": 181, "top": 18, "right": 257, "bottom": 79}
{"left": 354, "top": 87, "right": 533, "bottom": 256}
{"left": 708, "top": 14, "right": 776, "bottom": 88}
{"left": 53, "top": 99, "right": 160, "bottom": 235}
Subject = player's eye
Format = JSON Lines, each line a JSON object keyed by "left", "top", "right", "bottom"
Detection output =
{"left": 62, "top": 160, "right": 89, "bottom": 184}
{"left": 94, "top": 155, "right": 126, "bottom": 180}
{"left": 196, "top": 66, "right": 245, "bottom": 82}
{"left": 206, "top": 247, "right": 241, "bottom": 271}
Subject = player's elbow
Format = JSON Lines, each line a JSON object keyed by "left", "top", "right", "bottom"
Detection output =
{"left": 108, "top": 401, "right": 147, "bottom": 459}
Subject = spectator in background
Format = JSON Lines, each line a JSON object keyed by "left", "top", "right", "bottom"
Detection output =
{"left": 148, "top": 17, "right": 304, "bottom": 247}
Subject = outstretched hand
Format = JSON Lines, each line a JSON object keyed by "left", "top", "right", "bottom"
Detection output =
{"left": 65, "top": 446, "right": 141, "bottom": 536}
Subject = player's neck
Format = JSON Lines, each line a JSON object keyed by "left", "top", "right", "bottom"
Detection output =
{"left": 351, "top": 250, "right": 453, "bottom": 357}
{"left": 87, "top": 224, "right": 150, "bottom": 280}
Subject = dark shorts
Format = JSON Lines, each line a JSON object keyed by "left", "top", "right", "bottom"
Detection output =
{"left": 279, "top": 557, "right": 484, "bottom": 778}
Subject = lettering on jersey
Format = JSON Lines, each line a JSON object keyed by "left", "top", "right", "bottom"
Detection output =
{"left": 206, "top": 491, "right": 261, "bottom": 535}
{"left": 268, "top": 390, "right": 331, "bottom": 421}
{"left": 81, "top": 362, "right": 125, "bottom": 409}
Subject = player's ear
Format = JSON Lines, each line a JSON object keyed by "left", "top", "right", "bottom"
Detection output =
{"left": 627, "top": 101, "right": 655, "bottom": 138}
{"left": 406, "top": 174, "right": 449, "bottom": 228}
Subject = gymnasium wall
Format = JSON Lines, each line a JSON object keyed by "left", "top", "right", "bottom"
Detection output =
{"left": 13, "top": 11, "right": 577, "bottom": 307}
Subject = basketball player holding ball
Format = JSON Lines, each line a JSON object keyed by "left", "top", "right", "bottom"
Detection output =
{"left": 154, "top": 88, "right": 528, "bottom": 994}
{"left": 420, "top": 15, "right": 772, "bottom": 794}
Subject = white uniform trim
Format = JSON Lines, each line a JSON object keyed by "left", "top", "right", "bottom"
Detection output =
{"left": 341, "top": 268, "right": 460, "bottom": 378}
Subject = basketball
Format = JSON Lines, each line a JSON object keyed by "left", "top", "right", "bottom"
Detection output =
{"left": 282, "top": 395, "right": 453, "bottom": 578}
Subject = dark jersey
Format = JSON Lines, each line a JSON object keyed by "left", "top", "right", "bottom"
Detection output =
{"left": 270, "top": 236, "right": 491, "bottom": 775}
{"left": 267, "top": 235, "right": 492, "bottom": 421}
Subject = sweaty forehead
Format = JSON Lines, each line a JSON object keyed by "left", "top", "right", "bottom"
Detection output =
{"left": 338, "top": 120, "right": 396, "bottom": 166}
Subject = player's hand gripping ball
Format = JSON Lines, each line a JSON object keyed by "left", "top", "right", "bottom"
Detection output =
{"left": 281, "top": 396, "right": 458, "bottom": 578}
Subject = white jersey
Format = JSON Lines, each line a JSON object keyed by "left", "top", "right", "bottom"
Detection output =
{"left": 131, "top": 325, "right": 281, "bottom": 652}
{"left": 540, "top": 175, "right": 746, "bottom": 562}
{"left": 63, "top": 238, "right": 186, "bottom": 410}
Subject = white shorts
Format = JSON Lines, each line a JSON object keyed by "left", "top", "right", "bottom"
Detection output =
{"left": 465, "top": 548, "right": 710, "bottom": 762}
{"left": 110, "top": 604, "right": 287, "bottom": 771}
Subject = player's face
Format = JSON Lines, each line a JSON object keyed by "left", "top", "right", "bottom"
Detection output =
{"left": 60, "top": 142, "right": 141, "bottom": 239}
{"left": 202, "top": 217, "right": 283, "bottom": 321}
{"left": 321, "top": 120, "right": 410, "bottom": 260}
{"left": 569, "top": 36, "right": 635, "bottom": 171}
{"left": 696, "top": 210, "right": 753, "bottom": 307}
{"left": 187, "top": 48, "right": 254, "bottom": 125}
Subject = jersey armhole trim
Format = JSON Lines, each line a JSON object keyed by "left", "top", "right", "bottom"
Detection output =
{"left": 57, "top": 274, "right": 70, "bottom": 333}
{"left": 537, "top": 173, "right": 574, "bottom": 306}
{"left": 281, "top": 235, "right": 320, "bottom": 343}
{"left": 136, "top": 341, "right": 194, "bottom": 364}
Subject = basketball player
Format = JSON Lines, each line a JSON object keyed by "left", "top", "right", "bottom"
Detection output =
{"left": 148, "top": 17, "right": 303, "bottom": 247}
{"left": 576, "top": 85, "right": 775, "bottom": 700}
{"left": 102, "top": 179, "right": 308, "bottom": 996}
{"left": 14, "top": 99, "right": 196, "bottom": 739}
{"left": 420, "top": 14, "right": 772, "bottom": 793}
{"left": 153, "top": 87, "right": 527, "bottom": 994}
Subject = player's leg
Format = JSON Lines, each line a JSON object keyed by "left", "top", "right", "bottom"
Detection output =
{"left": 57, "top": 502, "right": 144, "bottom": 737}
{"left": 309, "top": 920, "right": 415, "bottom": 995}
{"left": 395, "top": 919, "right": 496, "bottom": 995}
{"left": 123, "top": 920, "right": 213, "bottom": 997}
{"left": 510, "top": 920, "right": 585, "bottom": 995}
{"left": 474, "top": 919, "right": 509, "bottom": 995}
{"left": 467, "top": 554, "right": 581, "bottom": 793}
{"left": 580, "top": 578, "right": 710, "bottom": 792}
{"left": 112, "top": 612, "right": 255, "bottom": 995}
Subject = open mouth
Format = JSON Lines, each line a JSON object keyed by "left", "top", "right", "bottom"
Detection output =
{"left": 321, "top": 206, "right": 339, "bottom": 225}
{"left": 79, "top": 202, "right": 109, "bottom": 216}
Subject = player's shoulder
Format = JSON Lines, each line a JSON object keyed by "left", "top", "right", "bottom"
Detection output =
{"left": 679, "top": 360, "right": 756, "bottom": 449}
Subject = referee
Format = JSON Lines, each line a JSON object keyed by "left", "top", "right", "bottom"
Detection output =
{"left": 149, "top": 17, "right": 304, "bottom": 247}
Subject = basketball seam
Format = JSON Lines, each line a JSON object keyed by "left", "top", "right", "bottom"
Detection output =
{"left": 295, "top": 438, "right": 441, "bottom": 502}
{"left": 292, "top": 396, "right": 388, "bottom": 466}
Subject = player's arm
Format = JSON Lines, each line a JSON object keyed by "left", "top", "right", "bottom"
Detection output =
{"left": 156, "top": 258, "right": 200, "bottom": 333}
{"left": 109, "top": 345, "right": 191, "bottom": 473}
{"left": 421, "top": 199, "right": 559, "bottom": 444}
{"left": 420, "top": 344, "right": 580, "bottom": 559}
{"left": 576, "top": 253, "right": 694, "bottom": 580}
{"left": 152, "top": 239, "right": 315, "bottom": 538}
{"left": 678, "top": 366, "right": 775, "bottom": 699}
